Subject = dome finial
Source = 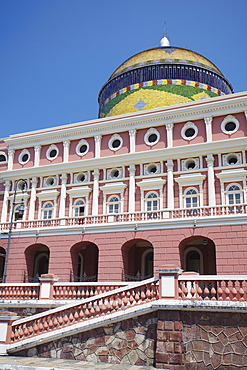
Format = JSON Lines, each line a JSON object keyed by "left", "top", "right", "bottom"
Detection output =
{"left": 159, "top": 21, "right": 170, "bottom": 47}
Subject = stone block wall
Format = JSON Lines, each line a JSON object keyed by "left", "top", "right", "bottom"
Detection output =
{"left": 14, "top": 309, "right": 247, "bottom": 369}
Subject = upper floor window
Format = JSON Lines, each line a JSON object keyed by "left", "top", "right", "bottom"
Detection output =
{"left": 145, "top": 192, "right": 159, "bottom": 211}
{"left": 76, "top": 139, "right": 89, "bottom": 156}
{"left": 226, "top": 184, "right": 242, "bottom": 205}
{"left": 144, "top": 128, "right": 160, "bottom": 146}
{"left": 108, "top": 134, "right": 123, "bottom": 151}
{"left": 221, "top": 115, "right": 239, "bottom": 135}
{"left": 181, "top": 122, "right": 198, "bottom": 141}
{"left": 107, "top": 195, "right": 120, "bottom": 214}
{"left": 14, "top": 204, "right": 24, "bottom": 221}
{"left": 18, "top": 149, "right": 30, "bottom": 165}
{"left": 46, "top": 144, "right": 59, "bottom": 161}
{"left": 184, "top": 188, "right": 199, "bottom": 208}
{"left": 42, "top": 202, "right": 54, "bottom": 219}
{"left": 73, "top": 199, "right": 85, "bottom": 217}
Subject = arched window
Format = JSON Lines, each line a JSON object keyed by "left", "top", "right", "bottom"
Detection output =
{"left": 145, "top": 192, "right": 159, "bottom": 211}
{"left": 73, "top": 199, "right": 85, "bottom": 217}
{"left": 14, "top": 204, "right": 24, "bottom": 221}
{"left": 184, "top": 247, "right": 203, "bottom": 274}
{"left": 226, "top": 184, "right": 242, "bottom": 205}
{"left": 42, "top": 202, "right": 54, "bottom": 220}
{"left": 184, "top": 188, "right": 199, "bottom": 208}
{"left": 107, "top": 195, "right": 120, "bottom": 214}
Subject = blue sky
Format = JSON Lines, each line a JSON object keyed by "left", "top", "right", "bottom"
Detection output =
{"left": 0, "top": 0, "right": 246, "bottom": 138}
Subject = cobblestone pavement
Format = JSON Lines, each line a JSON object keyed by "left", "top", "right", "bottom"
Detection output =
{"left": 0, "top": 356, "right": 156, "bottom": 370}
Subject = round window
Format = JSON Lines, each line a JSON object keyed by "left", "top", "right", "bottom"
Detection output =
{"left": 185, "top": 128, "right": 195, "bottom": 138}
{"left": 228, "top": 156, "right": 237, "bottom": 165}
{"left": 21, "top": 153, "right": 29, "bottom": 162}
{"left": 225, "top": 122, "right": 236, "bottom": 132}
{"left": 49, "top": 149, "right": 57, "bottom": 158}
{"left": 187, "top": 161, "right": 196, "bottom": 170}
{"left": 112, "top": 139, "right": 121, "bottom": 148}
{"left": 148, "top": 133, "right": 158, "bottom": 143}
{"left": 77, "top": 174, "right": 85, "bottom": 182}
{"left": 79, "top": 144, "right": 88, "bottom": 154}
{"left": 148, "top": 164, "right": 157, "bottom": 174}
{"left": 46, "top": 177, "right": 55, "bottom": 186}
{"left": 144, "top": 128, "right": 160, "bottom": 146}
{"left": 221, "top": 115, "right": 239, "bottom": 135}
{"left": 109, "top": 134, "right": 123, "bottom": 151}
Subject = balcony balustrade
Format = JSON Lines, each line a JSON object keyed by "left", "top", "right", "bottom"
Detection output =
{"left": 1, "top": 204, "right": 246, "bottom": 232}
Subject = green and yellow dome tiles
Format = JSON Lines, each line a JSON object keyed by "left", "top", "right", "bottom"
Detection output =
{"left": 98, "top": 38, "right": 233, "bottom": 118}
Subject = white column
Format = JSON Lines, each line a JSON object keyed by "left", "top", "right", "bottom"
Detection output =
{"left": 34, "top": 145, "right": 41, "bottom": 167}
{"left": 128, "top": 164, "right": 136, "bottom": 212}
{"left": 243, "top": 182, "right": 247, "bottom": 203}
{"left": 92, "top": 169, "right": 100, "bottom": 215}
{"left": 28, "top": 177, "right": 37, "bottom": 220}
{"left": 206, "top": 154, "right": 216, "bottom": 206}
{"left": 1, "top": 181, "right": 10, "bottom": 223}
{"left": 165, "top": 123, "right": 174, "bottom": 148}
{"left": 199, "top": 184, "right": 203, "bottom": 207}
{"left": 140, "top": 188, "right": 144, "bottom": 212}
{"left": 59, "top": 174, "right": 67, "bottom": 218}
{"left": 242, "top": 151, "right": 246, "bottom": 164}
{"left": 7, "top": 149, "right": 15, "bottom": 171}
{"left": 166, "top": 159, "right": 174, "bottom": 209}
{"left": 63, "top": 140, "right": 70, "bottom": 163}
{"left": 220, "top": 180, "right": 225, "bottom": 205}
{"left": 94, "top": 135, "right": 102, "bottom": 158}
{"left": 204, "top": 117, "right": 212, "bottom": 142}
{"left": 179, "top": 185, "right": 183, "bottom": 208}
{"left": 129, "top": 130, "right": 136, "bottom": 153}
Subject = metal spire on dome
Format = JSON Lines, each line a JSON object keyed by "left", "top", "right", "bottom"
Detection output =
{"left": 159, "top": 22, "right": 170, "bottom": 47}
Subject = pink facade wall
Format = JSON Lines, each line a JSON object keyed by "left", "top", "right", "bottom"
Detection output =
{"left": 12, "top": 149, "right": 34, "bottom": 169}
{"left": 1, "top": 223, "right": 247, "bottom": 282}
{"left": 40, "top": 143, "right": 63, "bottom": 165}
{"left": 135, "top": 127, "right": 166, "bottom": 152}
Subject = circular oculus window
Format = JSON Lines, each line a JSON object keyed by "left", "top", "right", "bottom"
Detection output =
{"left": 19, "top": 150, "right": 30, "bottom": 164}
{"left": 76, "top": 139, "right": 89, "bottom": 156}
{"left": 181, "top": 122, "right": 198, "bottom": 141}
{"left": 227, "top": 155, "right": 238, "bottom": 165}
{"left": 45, "top": 177, "right": 56, "bottom": 186}
{"left": 144, "top": 128, "right": 160, "bottom": 146}
{"left": 76, "top": 173, "right": 86, "bottom": 182}
{"left": 221, "top": 115, "right": 239, "bottom": 135}
{"left": 109, "top": 134, "right": 123, "bottom": 151}
{"left": 186, "top": 160, "right": 196, "bottom": 170}
{"left": 46, "top": 145, "right": 59, "bottom": 160}
{"left": 147, "top": 164, "right": 158, "bottom": 174}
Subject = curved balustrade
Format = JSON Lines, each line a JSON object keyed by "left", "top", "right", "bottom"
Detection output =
{"left": 178, "top": 276, "right": 247, "bottom": 301}
{"left": 10, "top": 278, "right": 159, "bottom": 344}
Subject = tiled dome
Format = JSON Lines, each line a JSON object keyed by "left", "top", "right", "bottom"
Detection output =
{"left": 98, "top": 43, "right": 233, "bottom": 118}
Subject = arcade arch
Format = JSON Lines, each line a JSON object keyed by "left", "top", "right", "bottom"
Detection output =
{"left": 70, "top": 242, "right": 98, "bottom": 281}
{"left": 122, "top": 239, "right": 154, "bottom": 281}
{"left": 179, "top": 236, "right": 216, "bottom": 274}
{"left": 25, "top": 244, "right": 50, "bottom": 282}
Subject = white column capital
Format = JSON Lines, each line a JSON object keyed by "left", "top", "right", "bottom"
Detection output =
{"left": 166, "top": 159, "right": 174, "bottom": 171}
{"left": 204, "top": 116, "right": 212, "bottom": 125}
{"left": 63, "top": 140, "right": 70, "bottom": 148}
{"left": 34, "top": 145, "right": 41, "bottom": 153}
{"left": 165, "top": 123, "right": 174, "bottom": 131}
{"left": 4, "top": 180, "right": 10, "bottom": 190}
{"left": 60, "top": 173, "right": 68, "bottom": 184}
{"left": 31, "top": 177, "right": 38, "bottom": 187}
{"left": 8, "top": 148, "right": 15, "bottom": 156}
{"left": 128, "top": 164, "right": 136, "bottom": 176}
{"left": 129, "top": 129, "right": 136, "bottom": 137}
{"left": 93, "top": 169, "right": 100, "bottom": 180}
{"left": 94, "top": 135, "right": 102, "bottom": 143}
{"left": 206, "top": 154, "right": 214, "bottom": 167}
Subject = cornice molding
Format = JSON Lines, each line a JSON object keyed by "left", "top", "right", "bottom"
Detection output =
{"left": 3, "top": 92, "right": 247, "bottom": 149}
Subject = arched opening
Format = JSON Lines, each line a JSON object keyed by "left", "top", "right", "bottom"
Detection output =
{"left": 122, "top": 239, "right": 154, "bottom": 281}
{"left": 179, "top": 237, "right": 216, "bottom": 275}
{"left": 70, "top": 242, "right": 98, "bottom": 281}
{"left": 25, "top": 244, "right": 50, "bottom": 282}
{"left": 0, "top": 247, "right": 6, "bottom": 282}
